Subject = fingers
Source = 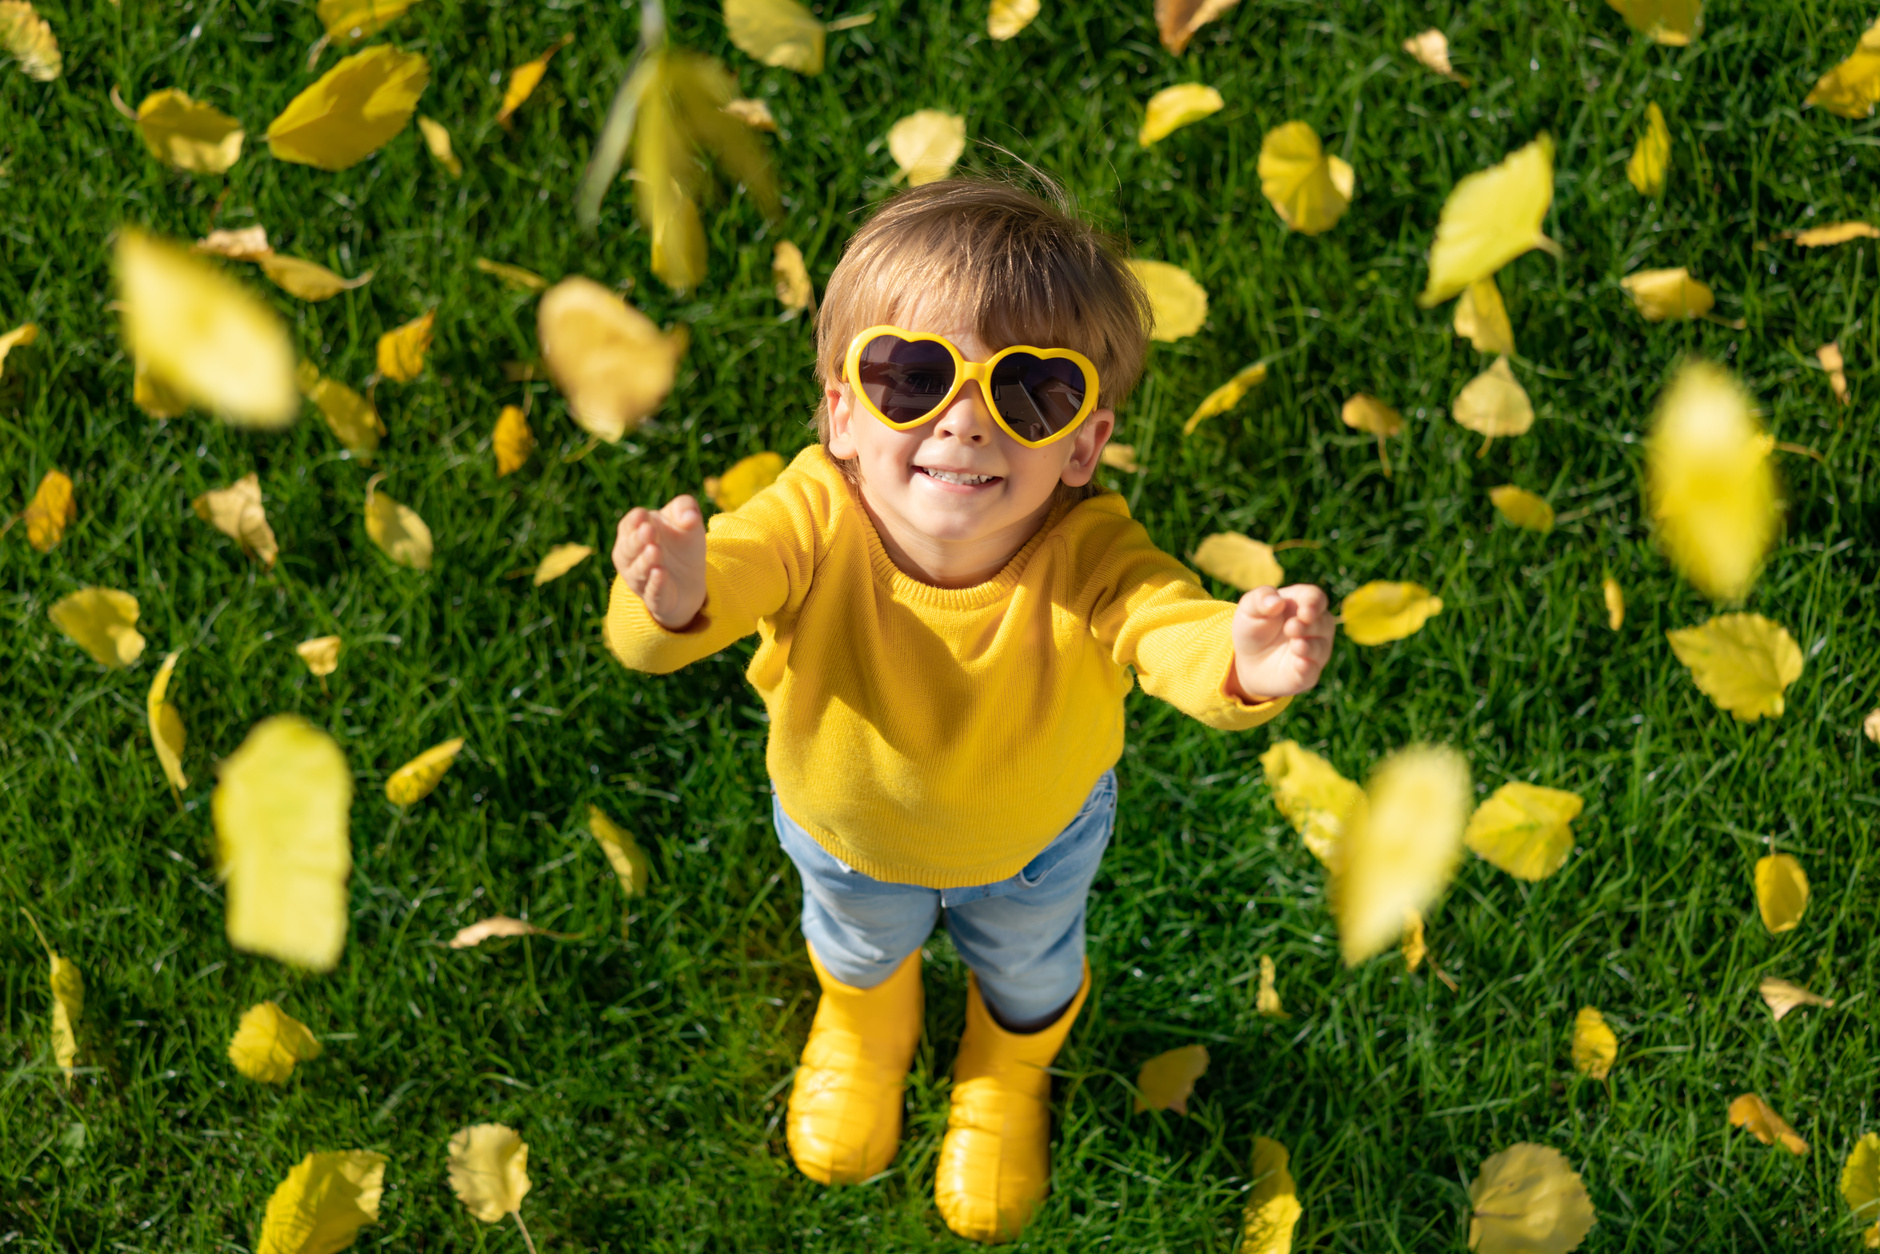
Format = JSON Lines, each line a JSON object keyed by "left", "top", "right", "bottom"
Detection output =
{"left": 661, "top": 493, "right": 703, "bottom": 533}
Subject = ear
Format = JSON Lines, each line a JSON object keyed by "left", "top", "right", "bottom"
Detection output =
{"left": 1057, "top": 408, "right": 1116, "bottom": 488}
{"left": 825, "top": 382, "right": 859, "bottom": 459}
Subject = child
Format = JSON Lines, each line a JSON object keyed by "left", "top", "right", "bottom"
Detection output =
{"left": 607, "top": 179, "right": 1335, "bottom": 1243}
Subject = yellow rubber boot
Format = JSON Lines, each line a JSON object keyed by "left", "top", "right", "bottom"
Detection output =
{"left": 934, "top": 960, "right": 1092, "bottom": 1243}
{"left": 786, "top": 944, "right": 924, "bottom": 1185}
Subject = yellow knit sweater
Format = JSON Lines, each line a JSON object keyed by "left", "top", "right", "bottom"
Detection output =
{"left": 605, "top": 447, "right": 1289, "bottom": 888}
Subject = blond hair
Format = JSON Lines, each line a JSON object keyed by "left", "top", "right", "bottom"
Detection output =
{"left": 813, "top": 177, "right": 1151, "bottom": 504}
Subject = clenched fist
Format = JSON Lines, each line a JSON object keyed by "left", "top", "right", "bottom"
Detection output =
{"left": 1227, "top": 584, "right": 1335, "bottom": 702}
{"left": 612, "top": 495, "right": 708, "bottom": 629}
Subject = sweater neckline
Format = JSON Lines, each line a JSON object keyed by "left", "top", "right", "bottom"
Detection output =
{"left": 844, "top": 478, "right": 1080, "bottom": 609}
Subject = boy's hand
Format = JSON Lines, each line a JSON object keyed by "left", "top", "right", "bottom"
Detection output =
{"left": 1227, "top": 585, "right": 1335, "bottom": 702}
{"left": 613, "top": 495, "right": 707, "bottom": 629}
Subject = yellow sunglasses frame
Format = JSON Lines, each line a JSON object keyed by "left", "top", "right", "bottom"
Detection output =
{"left": 842, "top": 324, "right": 1101, "bottom": 449}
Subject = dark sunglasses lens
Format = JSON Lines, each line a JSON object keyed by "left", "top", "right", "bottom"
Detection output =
{"left": 988, "top": 354, "right": 1089, "bottom": 442}
{"left": 857, "top": 336, "right": 957, "bottom": 424}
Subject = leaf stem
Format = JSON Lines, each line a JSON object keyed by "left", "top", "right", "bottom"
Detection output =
{"left": 513, "top": 1210, "right": 538, "bottom": 1254}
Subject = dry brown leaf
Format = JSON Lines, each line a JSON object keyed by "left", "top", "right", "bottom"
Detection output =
{"left": 1154, "top": 0, "right": 1239, "bottom": 54}
{"left": 23, "top": 468, "right": 75, "bottom": 552}
{"left": 193, "top": 472, "right": 279, "bottom": 566}
{"left": 1728, "top": 1092, "right": 1809, "bottom": 1155}
{"left": 1760, "top": 977, "right": 1833, "bottom": 1022}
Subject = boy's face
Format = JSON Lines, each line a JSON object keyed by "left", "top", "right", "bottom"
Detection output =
{"left": 823, "top": 303, "right": 1115, "bottom": 559}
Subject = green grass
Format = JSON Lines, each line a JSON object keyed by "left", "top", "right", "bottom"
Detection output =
{"left": 5, "top": 0, "right": 1880, "bottom": 1247}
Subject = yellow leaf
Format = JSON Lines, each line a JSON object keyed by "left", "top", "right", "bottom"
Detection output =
{"left": 1133, "top": 1043, "right": 1208, "bottom": 1114}
{"left": 49, "top": 587, "right": 146, "bottom": 667}
{"left": 1666, "top": 614, "right": 1802, "bottom": 721}
{"left": 214, "top": 715, "right": 353, "bottom": 972}
{"left": 1453, "top": 356, "right": 1533, "bottom": 454}
{"left": 1259, "top": 739, "right": 1363, "bottom": 866}
{"left": 1140, "top": 83, "right": 1224, "bottom": 146}
{"left": 1570, "top": 1006, "right": 1617, "bottom": 1079}
{"left": 1183, "top": 362, "right": 1265, "bottom": 433}
{"left": 1419, "top": 135, "right": 1557, "bottom": 308}
{"left": 1646, "top": 362, "right": 1776, "bottom": 602}
{"left": 988, "top": 0, "right": 1038, "bottom": 40}
{"left": 1846, "top": 1134, "right": 1880, "bottom": 1243}
{"left": 449, "top": 916, "right": 571, "bottom": 948}
{"left": 48, "top": 950, "right": 81, "bottom": 1077}
{"left": 135, "top": 89, "right": 245, "bottom": 173}
{"left": 493, "top": 405, "right": 534, "bottom": 476}
{"left": 1490, "top": 485, "right": 1554, "bottom": 534}
{"left": 1334, "top": 744, "right": 1471, "bottom": 965}
{"left": 196, "top": 226, "right": 272, "bottom": 261}
{"left": 1602, "top": 577, "right": 1624, "bottom": 631}
{"left": 1403, "top": 28, "right": 1466, "bottom": 83}
{"left": 0, "top": 319, "right": 36, "bottom": 381}
{"left": 1793, "top": 221, "right": 1880, "bottom": 247}
{"left": 0, "top": 0, "right": 60, "bottom": 80}
{"left": 385, "top": 736, "right": 465, "bottom": 807}
{"left": 1818, "top": 341, "right": 1850, "bottom": 406}
{"left": 376, "top": 309, "right": 435, "bottom": 382}
{"left": 146, "top": 649, "right": 189, "bottom": 793}
{"left": 228, "top": 1001, "right": 323, "bottom": 1084}
{"left": 1607, "top": 0, "right": 1700, "bottom": 45}
{"left": 497, "top": 33, "right": 571, "bottom": 126}
{"left": 888, "top": 109, "right": 966, "bottom": 185}
{"left": 1620, "top": 266, "right": 1714, "bottom": 321}
{"left": 725, "top": 0, "right": 825, "bottom": 75}
{"left": 363, "top": 476, "right": 434, "bottom": 570}
{"left": 257, "top": 254, "right": 372, "bottom": 302}
{"left": 721, "top": 96, "right": 776, "bottom": 129}
{"left": 1255, "top": 954, "right": 1288, "bottom": 1019}
{"left": 1467, "top": 1143, "right": 1597, "bottom": 1254}
{"left": 1130, "top": 259, "right": 1208, "bottom": 343}
{"left": 115, "top": 228, "right": 298, "bottom": 428}
{"left": 705, "top": 451, "right": 785, "bottom": 511}
{"left": 1100, "top": 442, "right": 1139, "bottom": 473}
{"left": 533, "top": 543, "right": 594, "bottom": 586}
{"left": 589, "top": 805, "right": 652, "bottom": 896}
{"left": 1806, "top": 17, "right": 1880, "bottom": 118}
{"left": 1401, "top": 910, "right": 1427, "bottom": 971}
{"left": 1754, "top": 853, "right": 1808, "bottom": 934}
{"left": 1626, "top": 103, "right": 1670, "bottom": 196}
{"left": 1864, "top": 708, "right": 1880, "bottom": 742}
{"left": 1339, "top": 581, "right": 1443, "bottom": 647}
{"left": 538, "top": 277, "right": 687, "bottom": 441}
{"left": 1258, "top": 121, "right": 1354, "bottom": 236}
{"left": 1728, "top": 1092, "right": 1809, "bottom": 1155}
{"left": 23, "top": 467, "right": 75, "bottom": 552}
{"left": 474, "top": 258, "right": 548, "bottom": 291}
{"left": 256, "top": 1151, "right": 385, "bottom": 1254}
{"left": 267, "top": 45, "right": 430, "bottom": 171}
{"left": 1240, "top": 1136, "right": 1303, "bottom": 1254}
{"left": 297, "top": 635, "right": 342, "bottom": 678}
{"left": 1191, "top": 533, "right": 1283, "bottom": 592}
{"left": 1155, "top": 0, "right": 1239, "bottom": 55}
{"left": 193, "top": 473, "right": 280, "bottom": 566}
{"left": 301, "top": 368, "right": 384, "bottom": 463}
{"left": 134, "top": 355, "right": 191, "bottom": 418}
{"left": 448, "top": 1124, "right": 532, "bottom": 1222}
{"left": 416, "top": 115, "right": 461, "bottom": 176}
{"left": 316, "top": 0, "right": 422, "bottom": 41}
{"left": 1454, "top": 276, "right": 1515, "bottom": 356}
{"left": 1759, "top": 976, "right": 1833, "bottom": 1022}
{"left": 773, "top": 240, "right": 814, "bottom": 313}
{"left": 1465, "top": 782, "right": 1582, "bottom": 880}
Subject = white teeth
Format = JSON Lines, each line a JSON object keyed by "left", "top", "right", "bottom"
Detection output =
{"left": 922, "top": 468, "right": 996, "bottom": 485}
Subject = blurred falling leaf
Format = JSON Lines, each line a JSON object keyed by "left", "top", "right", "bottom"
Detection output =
{"left": 134, "top": 89, "right": 245, "bottom": 173}
{"left": 497, "top": 33, "right": 572, "bottom": 126}
{"left": 1570, "top": 1007, "right": 1616, "bottom": 1079}
{"left": 215, "top": 715, "right": 353, "bottom": 971}
{"left": 49, "top": 588, "right": 146, "bottom": 667}
{"left": 1602, "top": 577, "right": 1624, "bottom": 630}
{"left": 298, "top": 362, "right": 384, "bottom": 463}
{"left": 889, "top": 109, "right": 966, "bottom": 185}
{"left": 1452, "top": 357, "right": 1533, "bottom": 456}
{"left": 1626, "top": 103, "right": 1669, "bottom": 195}
{"left": 1806, "top": 18, "right": 1880, "bottom": 117}
{"left": 1131, "top": 259, "right": 1208, "bottom": 342}
{"left": 116, "top": 228, "right": 298, "bottom": 427}
{"left": 1, "top": 0, "right": 60, "bottom": 80}
{"left": 773, "top": 240, "right": 814, "bottom": 313}
{"left": 1100, "top": 443, "right": 1139, "bottom": 472}
{"left": 1646, "top": 361, "right": 1776, "bottom": 601}
{"left": 450, "top": 916, "right": 578, "bottom": 948}
{"left": 1258, "top": 121, "right": 1353, "bottom": 235}
{"left": 1621, "top": 267, "right": 1714, "bottom": 321}
{"left": 1817, "top": 341, "right": 1849, "bottom": 405}
{"left": 1467, "top": 1143, "right": 1596, "bottom": 1254}
{"left": 1191, "top": 533, "right": 1283, "bottom": 592}
{"left": 1666, "top": 614, "right": 1802, "bottom": 721}
{"left": 448, "top": 1124, "right": 532, "bottom": 1222}
{"left": 416, "top": 115, "right": 461, "bottom": 176}
{"left": 725, "top": 0, "right": 825, "bottom": 74}
{"left": 134, "top": 356, "right": 190, "bottom": 418}
{"left": 1155, "top": 0, "right": 1239, "bottom": 54}
{"left": 267, "top": 45, "right": 430, "bottom": 170}
{"left": 193, "top": 473, "right": 280, "bottom": 566}
{"left": 1453, "top": 277, "right": 1514, "bottom": 356}
{"left": 1760, "top": 977, "right": 1832, "bottom": 1022}
{"left": 196, "top": 226, "right": 272, "bottom": 260}
{"left": 1259, "top": 739, "right": 1362, "bottom": 866}
{"left": 1403, "top": 29, "right": 1466, "bottom": 83}
{"left": 534, "top": 543, "right": 594, "bottom": 586}
{"left": 1728, "top": 1093, "right": 1808, "bottom": 1155}
{"left": 256, "top": 1150, "right": 385, "bottom": 1254}
{"left": 1793, "top": 222, "right": 1879, "bottom": 246}
{"left": 1846, "top": 1135, "right": 1880, "bottom": 1247}
{"left": 297, "top": 635, "right": 342, "bottom": 679}
{"left": 1465, "top": 782, "right": 1582, "bottom": 880}
{"left": 1133, "top": 1044, "right": 1208, "bottom": 1114}
{"left": 705, "top": 450, "right": 785, "bottom": 511}
{"left": 539, "top": 277, "right": 687, "bottom": 441}
{"left": 1401, "top": 910, "right": 1426, "bottom": 971}
{"left": 1340, "top": 393, "right": 1401, "bottom": 476}
{"left": 1255, "top": 954, "right": 1287, "bottom": 1019}
{"left": 385, "top": 737, "right": 465, "bottom": 806}
{"left": 988, "top": 0, "right": 1038, "bottom": 40}
{"left": 317, "top": 0, "right": 422, "bottom": 42}
{"left": 1607, "top": 0, "right": 1699, "bottom": 44}
{"left": 1340, "top": 581, "right": 1443, "bottom": 646}
{"left": 377, "top": 309, "right": 435, "bottom": 382}
{"left": 146, "top": 649, "right": 189, "bottom": 793}
{"left": 1240, "top": 1136, "right": 1303, "bottom": 1254}
{"left": 1418, "top": 135, "right": 1557, "bottom": 307}
{"left": 1754, "top": 853, "right": 1808, "bottom": 933}
{"left": 23, "top": 468, "right": 75, "bottom": 552}
{"left": 1334, "top": 744, "right": 1471, "bottom": 965}
{"left": 24, "top": 912, "right": 81, "bottom": 1081}
{"left": 475, "top": 258, "right": 548, "bottom": 291}
{"left": 1183, "top": 362, "right": 1265, "bottom": 434}
{"left": 228, "top": 1001, "right": 323, "bottom": 1084}
{"left": 363, "top": 476, "right": 434, "bottom": 570}
{"left": 590, "top": 805, "right": 652, "bottom": 897}
{"left": 1140, "top": 83, "right": 1223, "bottom": 146}
{"left": 493, "top": 406, "right": 534, "bottom": 476}
{"left": 1490, "top": 484, "right": 1554, "bottom": 534}
{"left": 258, "top": 254, "right": 373, "bottom": 302}
{"left": 721, "top": 97, "right": 775, "bottom": 129}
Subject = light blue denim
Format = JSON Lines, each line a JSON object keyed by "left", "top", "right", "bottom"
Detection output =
{"left": 773, "top": 770, "right": 1117, "bottom": 1028}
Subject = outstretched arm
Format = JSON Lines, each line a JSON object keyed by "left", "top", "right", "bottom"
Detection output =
{"left": 1225, "top": 585, "right": 1335, "bottom": 702}
{"left": 613, "top": 494, "right": 708, "bottom": 629}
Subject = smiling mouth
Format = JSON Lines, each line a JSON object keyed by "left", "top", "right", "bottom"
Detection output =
{"left": 916, "top": 466, "right": 1001, "bottom": 486}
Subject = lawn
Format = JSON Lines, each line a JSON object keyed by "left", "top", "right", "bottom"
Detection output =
{"left": 4, "top": 0, "right": 1880, "bottom": 1248}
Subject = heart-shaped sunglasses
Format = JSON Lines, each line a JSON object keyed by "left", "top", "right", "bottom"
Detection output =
{"left": 843, "top": 325, "right": 1101, "bottom": 448}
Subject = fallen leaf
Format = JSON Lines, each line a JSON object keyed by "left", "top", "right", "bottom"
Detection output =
{"left": 1490, "top": 485, "right": 1554, "bottom": 534}
{"left": 1646, "top": 361, "right": 1776, "bottom": 601}
{"left": 704, "top": 451, "right": 785, "bottom": 511}
{"left": 1340, "top": 581, "right": 1443, "bottom": 646}
{"left": 1454, "top": 276, "right": 1515, "bottom": 356}
{"left": 316, "top": 0, "right": 422, "bottom": 41}
{"left": 1607, "top": 0, "right": 1699, "bottom": 45}
{"left": 376, "top": 309, "right": 435, "bottom": 382}
{"left": 228, "top": 1001, "right": 323, "bottom": 1084}
{"left": 134, "top": 89, "right": 245, "bottom": 173}
{"left": 1728, "top": 1093, "right": 1808, "bottom": 1155}
{"left": 1141, "top": 83, "right": 1224, "bottom": 146}
{"left": 589, "top": 805, "right": 652, "bottom": 897}
{"left": 1570, "top": 1007, "right": 1617, "bottom": 1079}
{"left": 1155, "top": 0, "right": 1239, "bottom": 55}
{"left": 49, "top": 588, "right": 146, "bottom": 667}
{"left": 1133, "top": 1043, "right": 1209, "bottom": 1114}
{"left": 1183, "top": 362, "right": 1265, "bottom": 433}
{"left": 1258, "top": 121, "right": 1354, "bottom": 236}
{"left": 1626, "top": 102, "right": 1670, "bottom": 196}
{"left": 448, "top": 1124, "right": 532, "bottom": 1221}
{"left": 256, "top": 1151, "right": 385, "bottom": 1254}
{"left": 1453, "top": 356, "right": 1534, "bottom": 456}
{"left": 297, "top": 635, "right": 342, "bottom": 678}
{"left": 1666, "top": 614, "right": 1802, "bottom": 722}
{"left": 1754, "top": 853, "right": 1808, "bottom": 934}
{"left": 1401, "top": 910, "right": 1427, "bottom": 971}
{"left": 1465, "top": 782, "right": 1583, "bottom": 880}
{"left": 475, "top": 258, "right": 547, "bottom": 291}
{"left": 196, "top": 226, "right": 272, "bottom": 260}
{"left": 134, "top": 355, "right": 190, "bottom": 418}
{"left": 24, "top": 913, "right": 82, "bottom": 1081}
{"left": 1403, "top": 28, "right": 1466, "bottom": 83}
{"left": 1760, "top": 976, "right": 1833, "bottom": 1022}
{"left": 1100, "top": 443, "right": 1139, "bottom": 472}
{"left": 0, "top": 320, "right": 36, "bottom": 381}
{"left": 363, "top": 476, "right": 433, "bottom": 570}
{"left": 298, "top": 363, "right": 384, "bottom": 463}
{"left": 722, "top": 96, "right": 776, "bottom": 129}
{"left": 1131, "top": 259, "right": 1208, "bottom": 342}
{"left": 214, "top": 715, "right": 353, "bottom": 971}
{"left": 988, "top": 0, "right": 1038, "bottom": 40}
{"left": 539, "top": 277, "right": 686, "bottom": 442}
{"left": 267, "top": 45, "right": 430, "bottom": 170}
{"left": 1793, "top": 221, "right": 1879, "bottom": 246}
{"left": 773, "top": 240, "right": 814, "bottom": 313}
{"left": 1256, "top": 954, "right": 1287, "bottom": 1019}
{"left": 193, "top": 473, "right": 280, "bottom": 566}
{"left": 1334, "top": 744, "right": 1471, "bottom": 965}
{"left": 1467, "top": 1143, "right": 1597, "bottom": 1254}
{"left": 258, "top": 253, "right": 372, "bottom": 302}
{"left": 493, "top": 405, "right": 534, "bottom": 476}
{"left": 1419, "top": 135, "right": 1557, "bottom": 308}
{"left": 1817, "top": 341, "right": 1849, "bottom": 406}
{"left": 23, "top": 468, "right": 75, "bottom": 552}
{"left": 725, "top": 0, "right": 825, "bottom": 74}
{"left": 1807, "top": 17, "right": 1880, "bottom": 118}
{"left": 385, "top": 736, "right": 465, "bottom": 807}
{"left": 1191, "top": 533, "right": 1283, "bottom": 593}
{"left": 1865, "top": 708, "right": 1880, "bottom": 744}
{"left": 147, "top": 649, "right": 189, "bottom": 793}
{"left": 533, "top": 543, "right": 594, "bottom": 586}
{"left": 1621, "top": 267, "right": 1714, "bottom": 321}
{"left": 496, "top": 33, "right": 571, "bottom": 127}
{"left": 1, "top": 0, "right": 60, "bottom": 80}
{"left": 1260, "top": 740, "right": 1363, "bottom": 866}
{"left": 416, "top": 115, "right": 461, "bottom": 176}
{"left": 1846, "top": 1134, "right": 1880, "bottom": 1247}
{"left": 1341, "top": 393, "right": 1401, "bottom": 476}
{"left": 449, "top": 916, "right": 576, "bottom": 948}
{"left": 888, "top": 109, "right": 966, "bottom": 185}
{"left": 116, "top": 228, "right": 297, "bottom": 428}
{"left": 1240, "top": 1136, "right": 1303, "bottom": 1254}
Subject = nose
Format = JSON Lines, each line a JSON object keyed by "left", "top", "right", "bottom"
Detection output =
{"left": 933, "top": 379, "right": 993, "bottom": 445}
